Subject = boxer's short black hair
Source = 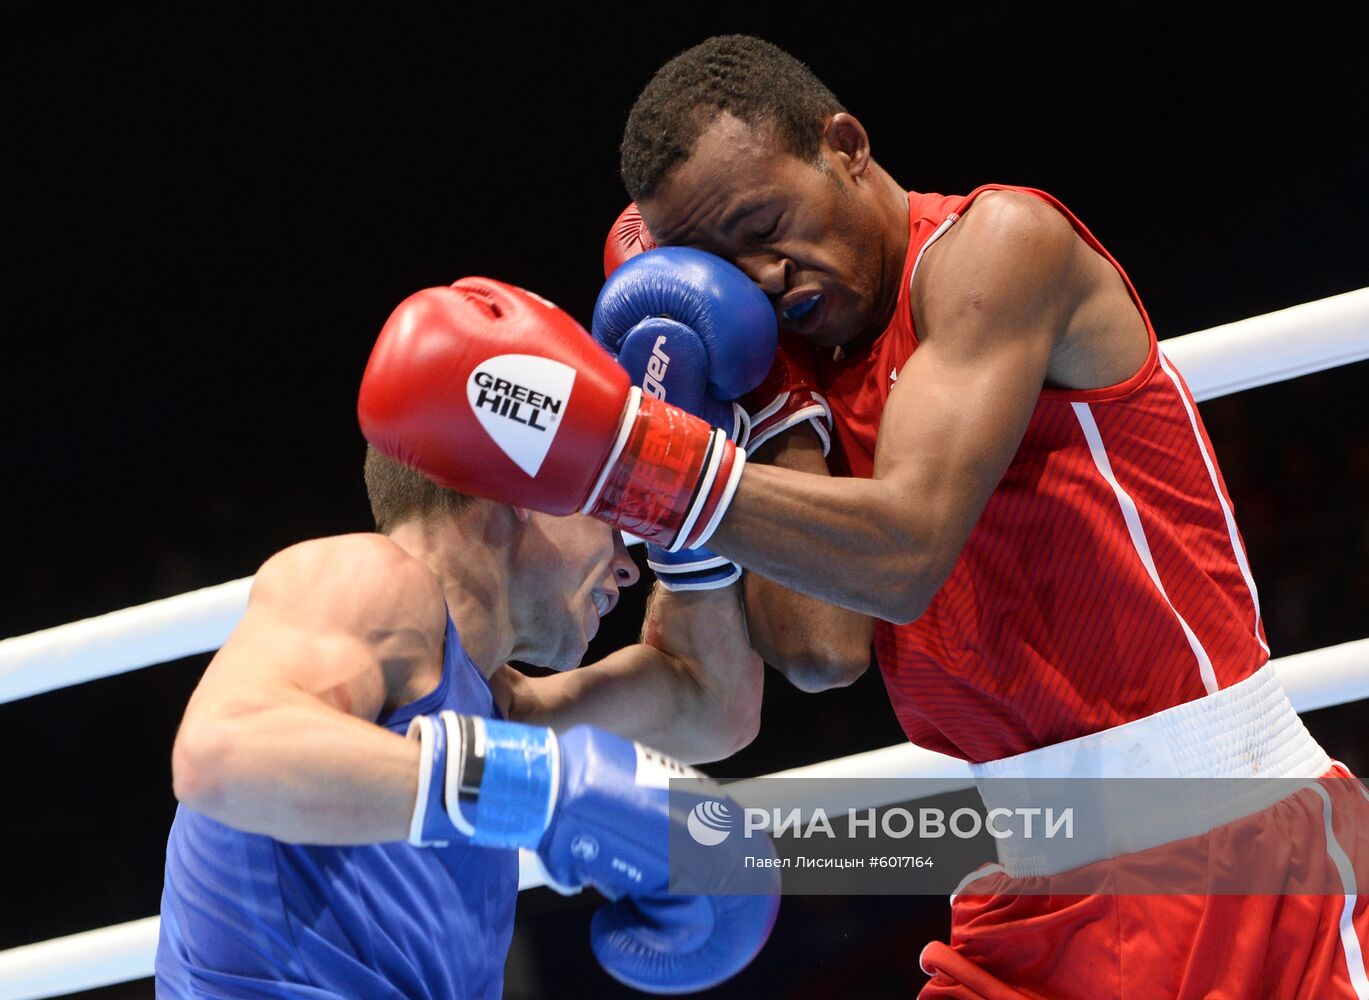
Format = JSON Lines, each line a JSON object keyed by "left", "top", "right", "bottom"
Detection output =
{"left": 364, "top": 445, "right": 473, "bottom": 533}
{"left": 621, "top": 35, "right": 845, "bottom": 201}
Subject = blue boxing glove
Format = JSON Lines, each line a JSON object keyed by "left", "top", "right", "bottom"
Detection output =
{"left": 593, "top": 246, "right": 777, "bottom": 591}
{"left": 407, "top": 712, "right": 780, "bottom": 994}
{"left": 614, "top": 316, "right": 750, "bottom": 442}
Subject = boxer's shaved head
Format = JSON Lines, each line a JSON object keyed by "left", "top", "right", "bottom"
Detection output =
{"left": 364, "top": 445, "right": 473, "bottom": 533}
{"left": 621, "top": 35, "right": 844, "bottom": 201}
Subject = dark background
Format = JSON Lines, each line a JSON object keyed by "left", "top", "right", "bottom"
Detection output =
{"left": 4, "top": 9, "right": 1367, "bottom": 998}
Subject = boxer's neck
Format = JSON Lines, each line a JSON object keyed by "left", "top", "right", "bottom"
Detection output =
{"left": 389, "top": 508, "right": 518, "bottom": 678}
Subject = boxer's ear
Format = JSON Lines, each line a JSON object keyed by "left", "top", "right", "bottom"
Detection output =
{"left": 823, "top": 113, "right": 871, "bottom": 179}
{"left": 511, "top": 506, "right": 532, "bottom": 524}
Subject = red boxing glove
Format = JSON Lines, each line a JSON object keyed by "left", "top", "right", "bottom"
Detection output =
{"left": 744, "top": 332, "right": 832, "bottom": 456}
{"left": 604, "top": 202, "right": 657, "bottom": 278}
{"left": 358, "top": 278, "right": 743, "bottom": 551}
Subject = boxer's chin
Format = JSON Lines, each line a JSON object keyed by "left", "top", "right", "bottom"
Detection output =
{"left": 583, "top": 600, "right": 601, "bottom": 645}
{"left": 819, "top": 291, "right": 886, "bottom": 351}
{"left": 800, "top": 296, "right": 860, "bottom": 351}
{"left": 528, "top": 628, "right": 589, "bottom": 674}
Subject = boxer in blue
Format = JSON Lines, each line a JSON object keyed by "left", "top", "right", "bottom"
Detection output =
{"left": 156, "top": 445, "right": 778, "bottom": 997}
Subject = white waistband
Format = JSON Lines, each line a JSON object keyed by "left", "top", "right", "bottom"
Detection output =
{"left": 967, "top": 664, "right": 1332, "bottom": 876}
{"left": 970, "top": 663, "right": 1327, "bottom": 782}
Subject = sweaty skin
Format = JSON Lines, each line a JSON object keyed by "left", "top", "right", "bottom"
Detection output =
{"left": 639, "top": 112, "right": 1149, "bottom": 626}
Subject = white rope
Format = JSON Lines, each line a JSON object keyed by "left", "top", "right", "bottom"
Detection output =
{"left": 1160, "top": 288, "right": 1368, "bottom": 402}
{"left": 1270, "top": 637, "right": 1369, "bottom": 714}
{"left": 4, "top": 637, "right": 1364, "bottom": 998}
{"left": 0, "top": 290, "right": 1365, "bottom": 707}
{"left": 0, "top": 579, "right": 251, "bottom": 705}
{"left": 0, "top": 919, "right": 159, "bottom": 1000}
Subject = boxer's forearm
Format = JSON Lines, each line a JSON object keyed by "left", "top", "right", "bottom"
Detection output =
{"left": 641, "top": 585, "right": 763, "bottom": 758}
{"left": 172, "top": 699, "right": 419, "bottom": 844}
{"left": 502, "top": 586, "right": 761, "bottom": 763}
{"left": 712, "top": 344, "right": 1030, "bottom": 624}
{"left": 713, "top": 464, "right": 949, "bottom": 624}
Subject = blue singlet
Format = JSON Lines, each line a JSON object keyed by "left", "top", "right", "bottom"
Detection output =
{"left": 156, "top": 612, "right": 519, "bottom": 998}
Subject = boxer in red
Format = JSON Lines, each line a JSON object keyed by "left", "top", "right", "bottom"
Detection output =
{"left": 604, "top": 35, "right": 1369, "bottom": 999}
{"left": 358, "top": 34, "right": 1369, "bottom": 1000}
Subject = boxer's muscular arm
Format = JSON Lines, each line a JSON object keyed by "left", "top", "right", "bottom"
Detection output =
{"left": 494, "top": 584, "right": 762, "bottom": 764}
{"left": 171, "top": 535, "right": 441, "bottom": 844}
{"left": 712, "top": 192, "right": 1110, "bottom": 623}
{"left": 742, "top": 426, "right": 874, "bottom": 691}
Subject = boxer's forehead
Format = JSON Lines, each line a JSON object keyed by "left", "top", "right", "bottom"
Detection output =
{"left": 639, "top": 115, "right": 806, "bottom": 253}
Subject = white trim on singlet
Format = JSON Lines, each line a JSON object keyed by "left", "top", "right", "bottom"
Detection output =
{"left": 906, "top": 213, "right": 960, "bottom": 293}
{"left": 1155, "top": 347, "right": 1270, "bottom": 655}
{"left": 1071, "top": 401, "right": 1219, "bottom": 694}
{"left": 912, "top": 202, "right": 1249, "bottom": 698}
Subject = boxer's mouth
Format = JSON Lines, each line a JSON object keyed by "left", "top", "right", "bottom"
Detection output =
{"left": 591, "top": 591, "right": 613, "bottom": 617}
{"left": 781, "top": 293, "right": 823, "bottom": 325}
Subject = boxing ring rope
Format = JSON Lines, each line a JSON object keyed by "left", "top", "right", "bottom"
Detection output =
{"left": 1, "top": 287, "right": 1365, "bottom": 999}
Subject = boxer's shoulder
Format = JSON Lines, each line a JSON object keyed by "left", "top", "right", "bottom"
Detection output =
{"left": 926, "top": 189, "right": 1074, "bottom": 273}
{"left": 256, "top": 532, "right": 429, "bottom": 593}
{"left": 912, "top": 188, "right": 1083, "bottom": 330}
{"left": 249, "top": 533, "right": 446, "bottom": 644}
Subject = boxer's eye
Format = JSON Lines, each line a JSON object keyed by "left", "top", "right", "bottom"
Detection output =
{"left": 751, "top": 218, "right": 780, "bottom": 243}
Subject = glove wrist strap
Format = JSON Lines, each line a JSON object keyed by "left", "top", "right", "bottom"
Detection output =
{"left": 407, "top": 712, "right": 560, "bottom": 849}
{"left": 583, "top": 390, "right": 743, "bottom": 551}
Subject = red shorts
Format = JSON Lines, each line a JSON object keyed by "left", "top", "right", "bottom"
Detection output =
{"left": 919, "top": 765, "right": 1369, "bottom": 999}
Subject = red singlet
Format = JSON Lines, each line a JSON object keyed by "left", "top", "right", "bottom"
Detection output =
{"left": 818, "top": 185, "right": 1269, "bottom": 763}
